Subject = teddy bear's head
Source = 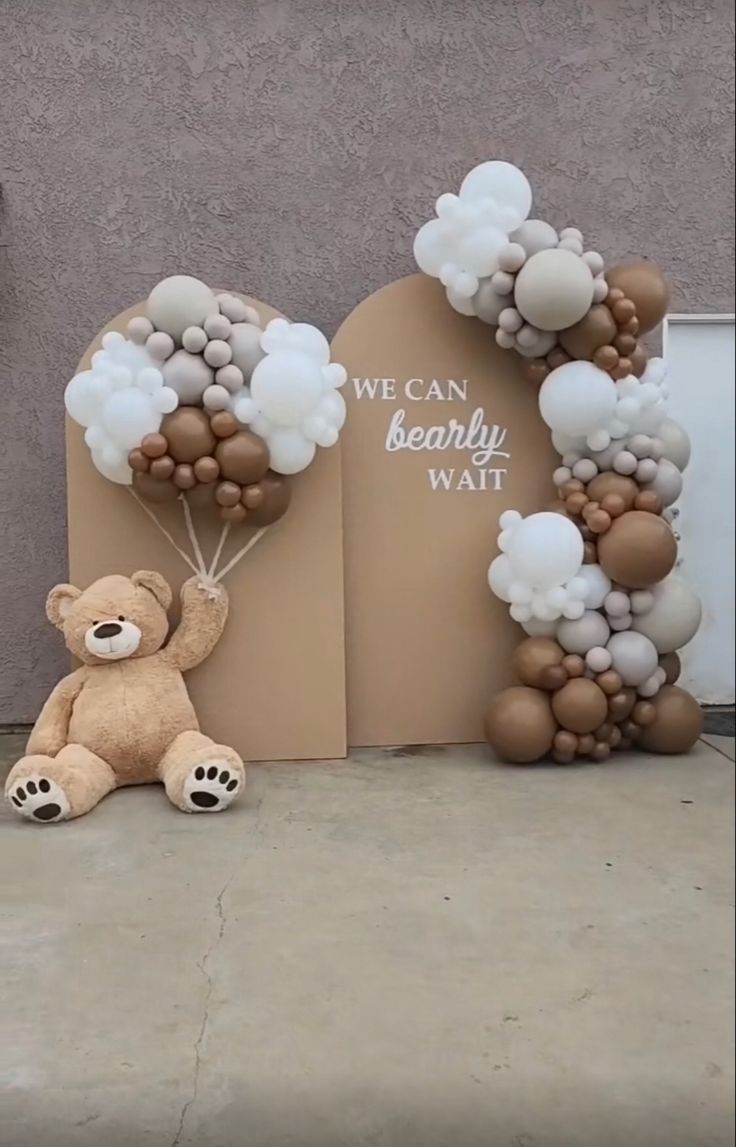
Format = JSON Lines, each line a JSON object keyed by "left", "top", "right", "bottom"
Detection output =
{"left": 46, "top": 571, "right": 172, "bottom": 664}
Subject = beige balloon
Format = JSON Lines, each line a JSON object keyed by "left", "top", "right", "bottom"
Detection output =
{"left": 484, "top": 686, "right": 558, "bottom": 763}
{"left": 514, "top": 249, "right": 595, "bottom": 332}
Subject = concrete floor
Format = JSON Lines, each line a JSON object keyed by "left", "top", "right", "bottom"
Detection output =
{"left": 0, "top": 734, "right": 733, "bottom": 1147}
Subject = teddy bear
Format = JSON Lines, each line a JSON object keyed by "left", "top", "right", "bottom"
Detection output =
{"left": 5, "top": 571, "right": 245, "bottom": 823}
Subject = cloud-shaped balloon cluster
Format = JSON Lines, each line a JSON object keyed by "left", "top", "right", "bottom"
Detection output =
{"left": 488, "top": 511, "right": 587, "bottom": 622}
{"left": 232, "top": 319, "right": 347, "bottom": 475}
{"left": 64, "top": 332, "right": 178, "bottom": 484}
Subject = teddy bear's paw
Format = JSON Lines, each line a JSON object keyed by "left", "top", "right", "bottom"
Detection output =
{"left": 7, "top": 775, "right": 71, "bottom": 823}
{"left": 182, "top": 762, "right": 243, "bottom": 812}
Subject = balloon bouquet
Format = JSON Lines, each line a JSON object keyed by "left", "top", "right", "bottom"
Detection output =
{"left": 414, "top": 161, "right": 702, "bottom": 764}
{"left": 65, "top": 276, "right": 347, "bottom": 583}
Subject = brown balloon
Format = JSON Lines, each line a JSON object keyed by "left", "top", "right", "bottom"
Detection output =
{"left": 605, "top": 262, "right": 670, "bottom": 334}
{"left": 210, "top": 411, "right": 239, "bottom": 439}
{"left": 149, "top": 455, "right": 175, "bottom": 481}
{"left": 173, "top": 463, "right": 196, "bottom": 490}
{"left": 141, "top": 433, "right": 169, "bottom": 459}
{"left": 186, "top": 481, "right": 217, "bottom": 510}
{"left": 597, "top": 510, "right": 677, "bottom": 589}
{"left": 132, "top": 471, "right": 179, "bottom": 503}
{"left": 587, "top": 472, "right": 638, "bottom": 511}
{"left": 659, "top": 652, "right": 681, "bottom": 685}
{"left": 608, "top": 688, "right": 637, "bottom": 722}
{"left": 215, "top": 481, "right": 242, "bottom": 508}
{"left": 540, "top": 665, "right": 568, "bottom": 691}
{"left": 593, "top": 344, "right": 618, "bottom": 371}
{"left": 596, "top": 670, "right": 623, "bottom": 696}
{"left": 128, "top": 448, "right": 149, "bottom": 473}
{"left": 634, "top": 490, "right": 663, "bottom": 515}
{"left": 591, "top": 742, "right": 611, "bottom": 762}
{"left": 554, "top": 730, "right": 578, "bottom": 755}
{"left": 546, "top": 347, "right": 571, "bottom": 370}
{"left": 633, "top": 701, "right": 656, "bottom": 727}
{"left": 629, "top": 345, "right": 648, "bottom": 377}
{"left": 559, "top": 304, "right": 618, "bottom": 360}
{"left": 194, "top": 456, "right": 220, "bottom": 483}
{"left": 220, "top": 503, "right": 248, "bottom": 524}
{"left": 245, "top": 472, "right": 292, "bottom": 527}
{"left": 215, "top": 430, "right": 270, "bottom": 486}
{"left": 483, "top": 686, "right": 557, "bottom": 764}
{"left": 524, "top": 359, "right": 550, "bottom": 385}
{"left": 512, "top": 637, "right": 565, "bottom": 690}
{"left": 162, "top": 408, "right": 216, "bottom": 464}
{"left": 577, "top": 733, "right": 595, "bottom": 756}
{"left": 561, "top": 654, "right": 585, "bottom": 678}
{"left": 552, "top": 678, "right": 608, "bottom": 734}
{"left": 637, "top": 686, "right": 703, "bottom": 753}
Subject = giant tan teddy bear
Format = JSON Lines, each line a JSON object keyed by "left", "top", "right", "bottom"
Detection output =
{"left": 5, "top": 571, "right": 245, "bottom": 823}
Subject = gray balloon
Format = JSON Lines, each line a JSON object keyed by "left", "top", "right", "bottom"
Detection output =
{"left": 655, "top": 418, "right": 691, "bottom": 472}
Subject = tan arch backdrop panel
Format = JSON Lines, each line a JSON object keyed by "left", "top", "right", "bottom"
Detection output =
{"left": 67, "top": 295, "right": 346, "bottom": 762}
{"left": 333, "top": 274, "right": 557, "bottom": 747}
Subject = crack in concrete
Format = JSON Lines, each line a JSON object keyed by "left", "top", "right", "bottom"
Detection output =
{"left": 171, "top": 790, "right": 266, "bottom": 1147}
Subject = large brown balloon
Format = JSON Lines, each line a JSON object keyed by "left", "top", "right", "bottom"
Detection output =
{"left": 559, "top": 304, "right": 618, "bottom": 360}
{"left": 245, "top": 472, "right": 292, "bottom": 527}
{"left": 586, "top": 472, "right": 638, "bottom": 511}
{"left": 552, "top": 678, "right": 608, "bottom": 734}
{"left": 161, "top": 407, "right": 215, "bottom": 464}
{"left": 512, "top": 637, "right": 565, "bottom": 690}
{"left": 132, "top": 471, "right": 179, "bottom": 503}
{"left": 605, "top": 262, "right": 670, "bottom": 334}
{"left": 597, "top": 510, "right": 677, "bottom": 588}
{"left": 215, "top": 430, "right": 270, "bottom": 485}
{"left": 637, "top": 685, "right": 703, "bottom": 753}
{"left": 483, "top": 686, "right": 557, "bottom": 763}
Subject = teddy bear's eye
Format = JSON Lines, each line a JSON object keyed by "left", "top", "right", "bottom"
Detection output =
{"left": 118, "top": 615, "right": 125, "bottom": 622}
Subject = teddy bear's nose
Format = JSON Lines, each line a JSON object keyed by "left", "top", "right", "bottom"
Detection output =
{"left": 94, "top": 622, "right": 123, "bottom": 639}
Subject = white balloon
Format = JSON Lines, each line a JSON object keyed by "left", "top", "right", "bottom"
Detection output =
{"left": 460, "top": 161, "right": 532, "bottom": 221}
{"left": 91, "top": 449, "right": 132, "bottom": 485}
{"left": 557, "top": 610, "right": 611, "bottom": 654}
{"left": 413, "top": 219, "right": 447, "bottom": 276}
{"left": 631, "top": 575, "right": 702, "bottom": 653}
{"left": 266, "top": 428, "right": 316, "bottom": 475}
{"left": 511, "top": 218, "right": 558, "bottom": 257}
{"left": 575, "top": 564, "right": 612, "bottom": 609}
{"left": 319, "top": 389, "right": 347, "bottom": 431}
{"left": 505, "top": 512, "right": 584, "bottom": 589}
{"left": 521, "top": 617, "right": 558, "bottom": 637}
{"left": 606, "top": 631, "right": 659, "bottom": 686}
{"left": 488, "top": 554, "right": 513, "bottom": 602}
{"left": 656, "top": 418, "right": 691, "bottom": 472}
{"left": 146, "top": 275, "right": 218, "bottom": 342}
{"left": 539, "top": 362, "right": 618, "bottom": 438}
{"left": 65, "top": 371, "right": 108, "bottom": 428}
{"left": 446, "top": 287, "right": 478, "bottom": 316}
{"left": 250, "top": 351, "right": 324, "bottom": 427}
{"left": 101, "top": 389, "right": 161, "bottom": 449}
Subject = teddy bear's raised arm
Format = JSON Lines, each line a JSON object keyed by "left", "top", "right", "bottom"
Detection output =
{"left": 26, "top": 668, "right": 87, "bottom": 757}
{"left": 163, "top": 576, "right": 230, "bottom": 672}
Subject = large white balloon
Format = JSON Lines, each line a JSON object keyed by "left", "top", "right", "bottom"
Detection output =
{"left": 64, "top": 371, "right": 109, "bottom": 428}
{"left": 250, "top": 351, "right": 324, "bottom": 427}
{"left": 656, "top": 418, "right": 691, "bottom": 472}
{"left": 460, "top": 161, "right": 533, "bottom": 220}
{"left": 101, "top": 389, "right": 162, "bottom": 450}
{"left": 575, "top": 564, "right": 613, "bottom": 609}
{"left": 504, "top": 512, "right": 584, "bottom": 590}
{"left": 606, "top": 631, "right": 659, "bottom": 686}
{"left": 539, "top": 361, "right": 618, "bottom": 438}
{"left": 557, "top": 610, "right": 611, "bottom": 654}
{"left": 631, "top": 575, "right": 702, "bottom": 653}
{"left": 266, "top": 428, "right": 317, "bottom": 475}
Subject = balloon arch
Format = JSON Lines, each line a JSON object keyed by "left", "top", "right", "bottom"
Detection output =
{"left": 414, "top": 160, "right": 702, "bottom": 764}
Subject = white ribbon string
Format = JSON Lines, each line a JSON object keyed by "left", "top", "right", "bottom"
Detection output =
{"left": 127, "top": 488, "right": 201, "bottom": 575}
{"left": 213, "top": 527, "right": 269, "bottom": 583}
{"left": 208, "top": 523, "right": 231, "bottom": 580}
{"left": 179, "top": 495, "right": 207, "bottom": 577}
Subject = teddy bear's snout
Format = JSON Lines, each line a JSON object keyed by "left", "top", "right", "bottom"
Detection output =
{"left": 94, "top": 622, "right": 122, "bottom": 639}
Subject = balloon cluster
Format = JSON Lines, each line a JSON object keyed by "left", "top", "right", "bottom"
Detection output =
{"left": 65, "top": 276, "right": 347, "bottom": 529}
{"left": 414, "top": 159, "right": 703, "bottom": 763}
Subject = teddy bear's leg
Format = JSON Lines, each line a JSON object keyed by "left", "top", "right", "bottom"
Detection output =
{"left": 6, "top": 744, "right": 117, "bottom": 824}
{"left": 158, "top": 730, "right": 245, "bottom": 814}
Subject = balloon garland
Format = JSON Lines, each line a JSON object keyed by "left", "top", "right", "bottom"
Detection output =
{"left": 414, "top": 161, "right": 703, "bottom": 763}
{"left": 65, "top": 276, "right": 347, "bottom": 582}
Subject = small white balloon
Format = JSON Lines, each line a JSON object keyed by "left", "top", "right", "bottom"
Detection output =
{"left": 576, "top": 564, "right": 612, "bottom": 609}
{"left": 266, "top": 428, "right": 317, "bottom": 475}
{"left": 203, "top": 339, "right": 233, "bottom": 368}
{"left": 91, "top": 449, "right": 132, "bottom": 485}
{"left": 586, "top": 646, "right": 613, "bottom": 673}
{"left": 146, "top": 331, "right": 176, "bottom": 362}
{"left": 203, "top": 384, "right": 232, "bottom": 411}
{"left": 127, "top": 316, "right": 154, "bottom": 345}
{"left": 605, "top": 590, "right": 631, "bottom": 618}
{"left": 488, "top": 554, "right": 514, "bottom": 602}
{"left": 182, "top": 326, "right": 208, "bottom": 353}
{"left": 204, "top": 313, "right": 232, "bottom": 340}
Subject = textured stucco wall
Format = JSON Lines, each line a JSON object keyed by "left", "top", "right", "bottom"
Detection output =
{"left": 0, "top": 0, "right": 734, "bottom": 722}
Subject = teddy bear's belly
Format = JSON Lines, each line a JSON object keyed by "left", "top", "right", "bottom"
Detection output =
{"left": 68, "top": 660, "right": 199, "bottom": 783}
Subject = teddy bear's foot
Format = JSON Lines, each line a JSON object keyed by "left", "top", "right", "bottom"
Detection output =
{"left": 158, "top": 730, "right": 245, "bottom": 814}
{"left": 7, "top": 774, "right": 71, "bottom": 823}
{"left": 182, "top": 761, "right": 244, "bottom": 812}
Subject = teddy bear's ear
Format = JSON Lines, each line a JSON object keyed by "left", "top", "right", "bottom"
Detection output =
{"left": 46, "top": 584, "right": 82, "bottom": 630}
{"left": 132, "top": 570, "right": 173, "bottom": 611}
